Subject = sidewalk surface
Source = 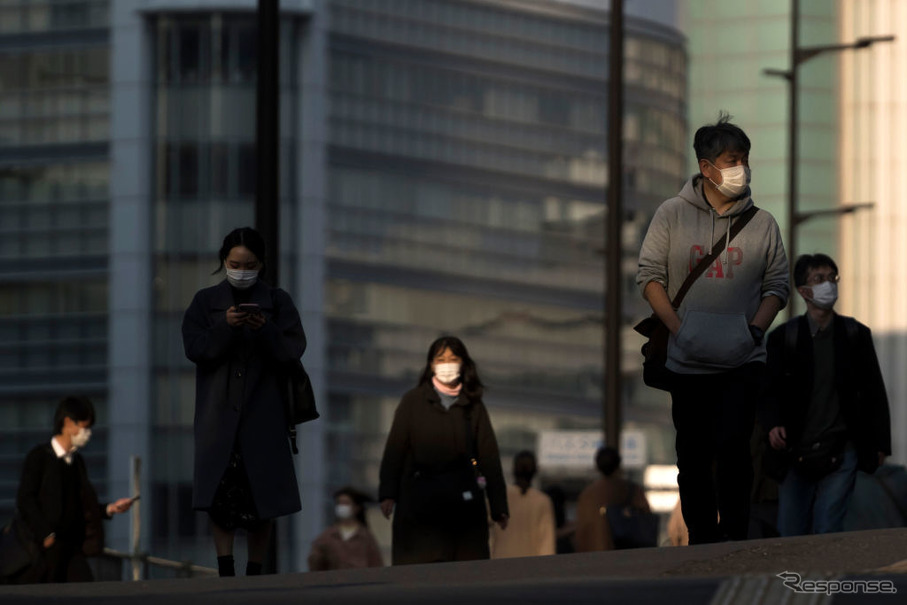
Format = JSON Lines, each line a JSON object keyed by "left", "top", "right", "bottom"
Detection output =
{"left": 1, "top": 528, "right": 906, "bottom": 604}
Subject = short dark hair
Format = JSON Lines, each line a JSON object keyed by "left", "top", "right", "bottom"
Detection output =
{"left": 793, "top": 253, "right": 839, "bottom": 287}
{"left": 418, "top": 335, "right": 484, "bottom": 402}
{"left": 333, "top": 486, "right": 372, "bottom": 527}
{"left": 595, "top": 446, "right": 621, "bottom": 477}
{"left": 693, "top": 111, "right": 751, "bottom": 163}
{"left": 213, "top": 227, "right": 267, "bottom": 276}
{"left": 53, "top": 396, "right": 95, "bottom": 435}
{"left": 513, "top": 450, "right": 538, "bottom": 483}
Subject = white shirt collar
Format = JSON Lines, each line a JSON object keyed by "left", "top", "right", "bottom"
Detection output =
{"left": 51, "top": 437, "right": 73, "bottom": 465}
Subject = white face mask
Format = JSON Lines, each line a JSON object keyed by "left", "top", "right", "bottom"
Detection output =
{"left": 71, "top": 427, "right": 91, "bottom": 449}
{"left": 805, "top": 281, "right": 838, "bottom": 310}
{"left": 708, "top": 162, "right": 751, "bottom": 198}
{"left": 335, "top": 504, "right": 354, "bottom": 521}
{"left": 434, "top": 362, "right": 461, "bottom": 384}
{"left": 225, "top": 266, "right": 259, "bottom": 289}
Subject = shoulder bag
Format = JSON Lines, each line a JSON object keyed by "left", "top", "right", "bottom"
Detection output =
{"left": 634, "top": 206, "right": 759, "bottom": 391}
{"left": 285, "top": 360, "right": 319, "bottom": 454}
{"left": 268, "top": 288, "right": 320, "bottom": 455}
{"left": 604, "top": 482, "right": 658, "bottom": 550}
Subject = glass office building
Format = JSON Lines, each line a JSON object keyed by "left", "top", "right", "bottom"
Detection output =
{"left": 687, "top": 0, "right": 841, "bottom": 312}
{"left": 1, "top": 0, "right": 686, "bottom": 571}
{"left": 0, "top": 0, "right": 111, "bottom": 532}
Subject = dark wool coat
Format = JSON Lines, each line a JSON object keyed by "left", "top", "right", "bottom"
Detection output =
{"left": 761, "top": 313, "right": 891, "bottom": 477}
{"left": 378, "top": 382, "right": 508, "bottom": 565}
{"left": 182, "top": 279, "right": 306, "bottom": 520}
{"left": 16, "top": 444, "right": 108, "bottom": 555}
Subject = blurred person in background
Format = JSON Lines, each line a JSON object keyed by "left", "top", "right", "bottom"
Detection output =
{"left": 379, "top": 336, "right": 508, "bottom": 564}
{"left": 575, "top": 447, "right": 650, "bottom": 551}
{"left": 13, "top": 396, "right": 134, "bottom": 583}
{"left": 491, "top": 451, "right": 555, "bottom": 558}
{"left": 543, "top": 485, "right": 576, "bottom": 554}
{"left": 666, "top": 500, "right": 689, "bottom": 546}
{"left": 182, "top": 227, "right": 307, "bottom": 576}
{"left": 308, "top": 487, "right": 383, "bottom": 571}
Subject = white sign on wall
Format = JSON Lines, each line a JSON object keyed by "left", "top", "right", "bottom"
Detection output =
{"left": 537, "top": 430, "right": 603, "bottom": 469}
{"left": 620, "top": 429, "right": 647, "bottom": 470}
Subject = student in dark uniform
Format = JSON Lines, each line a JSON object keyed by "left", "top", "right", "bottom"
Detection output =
{"left": 15, "top": 396, "right": 134, "bottom": 583}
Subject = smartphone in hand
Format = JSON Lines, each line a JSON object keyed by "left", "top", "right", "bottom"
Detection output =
{"left": 238, "top": 303, "right": 261, "bottom": 315}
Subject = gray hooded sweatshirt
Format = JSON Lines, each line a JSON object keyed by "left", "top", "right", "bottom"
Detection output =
{"left": 636, "top": 175, "right": 789, "bottom": 374}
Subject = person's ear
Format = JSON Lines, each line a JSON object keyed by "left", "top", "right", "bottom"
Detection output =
{"left": 797, "top": 285, "right": 812, "bottom": 300}
{"left": 61, "top": 417, "right": 76, "bottom": 434}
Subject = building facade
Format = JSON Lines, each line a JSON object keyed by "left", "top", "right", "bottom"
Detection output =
{"left": 688, "top": 0, "right": 904, "bottom": 464}
{"left": 1, "top": 0, "right": 686, "bottom": 572}
{"left": 838, "top": 0, "right": 907, "bottom": 465}
{"left": 0, "top": 0, "right": 113, "bottom": 543}
{"left": 687, "top": 0, "right": 841, "bottom": 315}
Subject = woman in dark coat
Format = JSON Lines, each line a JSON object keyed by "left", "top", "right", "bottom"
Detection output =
{"left": 379, "top": 336, "right": 509, "bottom": 565}
{"left": 182, "top": 227, "right": 306, "bottom": 577}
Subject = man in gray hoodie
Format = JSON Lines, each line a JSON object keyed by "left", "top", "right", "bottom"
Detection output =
{"left": 637, "top": 115, "right": 789, "bottom": 544}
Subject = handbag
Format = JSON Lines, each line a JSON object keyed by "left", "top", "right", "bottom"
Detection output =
{"left": 409, "top": 408, "right": 485, "bottom": 522}
{"left": 604, "top": 483, "right": 659, "bottom": 549}
{"left": 634, "top": 205, "right": 759, "bottom": 391}
{"left": 285, "top": 359, "right": 319, "bottom": 454}
{"left": 0, "top": 515, "right": 40, "bottom": 582}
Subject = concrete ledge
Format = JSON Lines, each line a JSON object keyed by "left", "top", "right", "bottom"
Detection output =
{"left": 2, "top": 528, "right": 906, "bottom": 604}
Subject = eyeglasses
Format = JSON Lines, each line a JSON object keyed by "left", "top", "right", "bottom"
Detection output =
{"left": 807, "top": 273, "right": 839, "bottom": 286}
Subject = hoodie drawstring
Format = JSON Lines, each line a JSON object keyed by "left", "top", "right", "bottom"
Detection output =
{"left": 709, "top": 209, "right": 734, "bottom": 265}
{"left": 724, "top": 215, "right": 732, "bottom": 265}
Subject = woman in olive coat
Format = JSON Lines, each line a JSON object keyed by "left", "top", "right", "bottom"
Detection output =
{"left": 182, "top": 227, "right": 306, "bottom": 576}
{"left": 379, "top": 336, "right": 509, "bottom": 565}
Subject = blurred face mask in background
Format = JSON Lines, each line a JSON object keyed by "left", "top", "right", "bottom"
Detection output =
{"left": 71, "top": 427, "right": 92, "bottom": 449}
{"left": 806, "top": 281, "right": 838, "bottom": 310}
{"left": 434, "top": 362, "right": 461, "bottom": 384}
{"left": 335, "top": 504, "right": 354, "bottom": 521}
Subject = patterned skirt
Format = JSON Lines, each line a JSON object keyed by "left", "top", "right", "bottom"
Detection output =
{"left": 207, "top": 447, "right": 265, "bottom": 532}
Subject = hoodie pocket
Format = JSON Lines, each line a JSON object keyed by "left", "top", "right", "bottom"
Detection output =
{"left": 674, "top": 310, "right": 753, "bottom": 367}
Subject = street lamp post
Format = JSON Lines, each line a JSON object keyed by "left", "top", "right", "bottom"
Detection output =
{"left": 605, "top": 0, "right": 624, "bottom": 450}
{"left": 763, "top": 0, "right": 893, "bottom": 317}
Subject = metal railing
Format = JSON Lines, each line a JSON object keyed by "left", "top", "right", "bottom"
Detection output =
{"left": 98, "top": 548, "right": 217, "bottom": 580}
{"left": 110, "top": 456, "right": 216, "bottom": 580}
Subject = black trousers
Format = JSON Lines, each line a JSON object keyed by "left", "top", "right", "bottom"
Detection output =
{"left": 42, "top": 540, "right": 93, "bottom": 583}
{"left": 670, "top": 362, "right": 763, "bottom": 544}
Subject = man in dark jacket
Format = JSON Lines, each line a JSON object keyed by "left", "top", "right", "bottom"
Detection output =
{"left": 15, "top": 396, "right": 134, "bottom": 583}
{"left": 761, "top": 254, "right": 891, "bottom": 536}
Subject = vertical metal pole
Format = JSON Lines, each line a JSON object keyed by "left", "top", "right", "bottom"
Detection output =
{"left": 256, "top": 0, "right": 280, "bottom": 573}
{"left": 130, "top": 455, "right": 142, "bottom": 581}
{"left": 257, "top": 0, "right": 280, "bottom": 288}
{"left": 605, "top": 0, "right": 624, "bottom": 448}
{"left": 786, "top": 0, "right": 799, "bottom": 318}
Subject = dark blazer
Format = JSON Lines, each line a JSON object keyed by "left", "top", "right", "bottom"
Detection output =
{"left": 761, "top": 313, "right": 891, "bottom": 475}
{"left": 16, "top": 444, "right": 107, "bottom": 556}
{"left": 379, "top": 382, "right": 508, "bottom": 564}
{"left": 181, "top": 279, "right": 306, "bottom": 520}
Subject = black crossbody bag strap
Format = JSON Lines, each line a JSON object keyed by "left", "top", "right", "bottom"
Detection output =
{"left": 670, "top": 205, "right": 759, "bottom": 308}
